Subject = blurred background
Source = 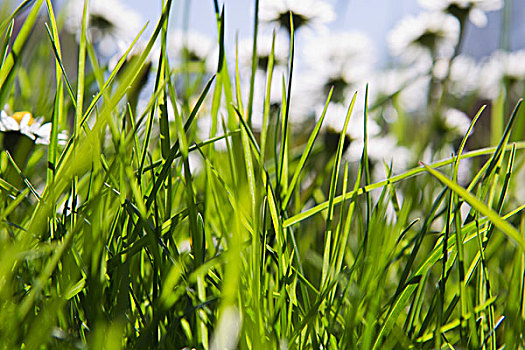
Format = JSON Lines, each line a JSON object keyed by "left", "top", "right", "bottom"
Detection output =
{"left": 46, "top": 0, "right": 525, "bottom": 61}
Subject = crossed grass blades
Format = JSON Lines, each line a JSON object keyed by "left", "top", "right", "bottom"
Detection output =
{"left": 0, "top": 0, "right": 524, "bottom": 349}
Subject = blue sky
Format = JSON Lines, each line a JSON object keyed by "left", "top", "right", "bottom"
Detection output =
{"left": 44, "top": 0, "right": 524, "bottom": 61}
{"left": 124, "top": 0, "right": 524, "bottom": 61}
{"left": 126, "top": 0, "right": 420, "bottom": 60}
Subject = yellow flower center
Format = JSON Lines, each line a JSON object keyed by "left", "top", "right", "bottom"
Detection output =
{"left": 11, "top": 111, "right": 34, "bottom": 126}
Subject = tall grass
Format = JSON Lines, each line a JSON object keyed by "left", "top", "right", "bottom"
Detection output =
{"left": 0, "top": 1, "right": 524, "bottom": 349}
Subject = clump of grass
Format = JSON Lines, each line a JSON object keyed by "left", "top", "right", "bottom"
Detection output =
{"left": 0, "top": 1, "right": 524, "bottom": 349}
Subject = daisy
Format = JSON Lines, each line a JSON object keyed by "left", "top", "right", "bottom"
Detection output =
{"left": 238, "top": 34, "right": 289, "bottom": 73}
{"left": 388, "top": 12, "right": 460, "bottom": 63}
{"left": 345, "top": 135, "right": 413, "bottom": 177}
{"left": 65, "top": 0, "right": 143, "bottom": 57}
{"left": 418, "top": 0, "right": 503, "bottom": 27}
{"left": 367, "top": 67, "right": 421, "bottom": 107}
{"left": 249, "top": 68, "right": 314, "bottom": 129}
{"left": 304, "top": 31, "right": 376, "bottom": 73}
{"left": 259, "top": 0, "right": 335, "bottom": 34}
{"left": 443, "top": 108, "right": 472, "bottom": 137}
{"left": 479, "top": 50, "right": 525, "bottom": 99}
{"left": 448, "top": 55, "right": 481, "bottom": 98}
{"left": 168, "top": 30, "right": 216, "bottom": 67}
{"left": 0, "top": 110, "right": 68, "bottom": 146}
{"left": 108, "top": 39, "right": 160, "bottom": 73}
{"left": 317, "top": 103, "right": 381, "bottom": 140}
{"left": 397, "top": 74, "right": 431, "bottom": 113}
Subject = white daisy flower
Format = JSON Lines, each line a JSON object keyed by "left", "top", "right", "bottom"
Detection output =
{"left": 448, "top": 54, "right": 482, "bottom": 98}
{"left": 238, "top": 34, "right": 289, "bottom": 73}
{"left": 397, "top": 74, "right": 431, "bottom": 113}
{"left": 317, "top": 103, "right": 381, "bottom": 140}
{"left": 367, "top": 67, "right": 424, "bottom": 106}
{"left": 479, "top": 50, "right": 525, "bottom": 99}
{"left": 259, "top": 0, "right": 335, "bottom": 34}
{"left": 301, "top": 62, "right": 369, "bottom": 106}
{"left": 0, "top": 111, "right": 68, "bottom": 145}
{"left": 388, "top": 12, "right": 460, "bottom": 63}
{"left": 418, "top": 0, "right": 503, "bottom": 27}
{"left": 443, "top": 108, "right": 472, "bottom": 137}
{"left": 249, "top": 68, "right": 314, "bottom": 129}
{"left": 345, "top": 135, "right": 412, "bottom": 176}
{"left": 168, "top": 30, "right": 216, "bottom": 67}
{"left": 65, "top": 0, "right": 143, "bottom": 57}
{"left": 304, "top": 31, "right": 376, "bottom": 72}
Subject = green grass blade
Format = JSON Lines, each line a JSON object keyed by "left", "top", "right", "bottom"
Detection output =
{"left": 283, "top": 142, "right": 525, "bottom": 227}
{"left": 0, "top": 0, "right": 44, "bottom": 107}
{"left": 422, "top": 163, "right": 525, "bottom": 251}
{"left": 321, "top": 93, "right": 357, "bottom": 287}
{"left": 282, "top": 87, "right": 333, "bottom": 210}
{"left": 0, "top": 19, "right": 14, "bottom": 68}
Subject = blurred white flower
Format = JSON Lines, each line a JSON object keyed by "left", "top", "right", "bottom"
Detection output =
{"left": 304, "top": 31, "right": 376, "bottom": 72}
{"left": 397, "top": 74, "right": 431, "bottom": 113}
{"left": 108, "top": 39, "right": 160, "bottom": 73}
{"left": 65, "top": 0, "right": 143, "bottom": 56}
{"left": 307, "top": 65, "right": 369, "bottom": 104}
{"left": 479, "top": 50, "right": 525, "bottom": 99}
{"left": 368, "top": 67, "right": 425, "bottom": 106}
{"left": 247, "top": 67, "right": 286, "bottom": 129}
{"left": 448, "top": 55, "right": 481, "bottom": 97}
{"left": 388, "top": 12, "right": 459, "bottom": 63}
{"left": 302, "top": 32, "right": 375, "bottom": 104}
{"left": 443, "top": 108, "right": 472, "bottom": 137}
{"left": 249, "top": 68, "right": 314, "bottom": 129}
{"left": 260, "top": 0, "right": 335, "bottom": 34}
{"left": 345, "top": 135, "right": 412, "bottom": 177}
{"left": 317, "top": 103, "right": 381, "bottom": 140}
{"left": 168, "top": 30, "right": 216, "bottom": 67}
{"left": 0, "top": 111, "right": 67, "bottom": 145}
{"left": 418, "top": 0, "right": 503, "bottom": 27}
{"left": 238, "top": 34, "right": 289, "bottom": 73}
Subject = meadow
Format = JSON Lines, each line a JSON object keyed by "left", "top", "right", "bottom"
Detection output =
{"left": 1, "top": 0, "right": 525, "bottom": 348}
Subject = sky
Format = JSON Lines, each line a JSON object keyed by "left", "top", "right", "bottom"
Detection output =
{"left": 125, "top": 0, "right": 420, "bottom": 60}
{"left": 123, "top": 0, "right": 524, "bottom": 62}
{"left": 15, "top": 0, "right": 524, "bottom": 63}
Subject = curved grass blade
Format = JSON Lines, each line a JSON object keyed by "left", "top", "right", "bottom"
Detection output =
{"left": 0, "top": 19, "right": 14, "bottom": 68}
{"left": 282, "top": 87, "right": 333, "bottom": 210}
{"left": 0, "top": 0, "right": 44, "bottom": 107}
{"left": 283, "top": 141, "right": 525, "bottom": 227}
{"left": 422, "top": 163, "right": 525, "bottom": 251}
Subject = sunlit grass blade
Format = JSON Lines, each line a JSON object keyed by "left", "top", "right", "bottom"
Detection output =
{"left": 422, "top": 163, "right": 525, "bottom": 251}
{"left": 321, "top": 92, "right": 357, "bottom": 287}
{"left": 80, "top": 23, "right": 149, "bottom": 130}
{"left": 0, "top": 19, "right": 13, "bottom": 68}
{"left": 145, "top": 74, "right": 215, "bottom": 209}
{"left": 278, "top": 12, "right": 295, "bottom": 200}
{"left": 283, "top": 141, "right": 525, "bottom": 227}
{"left": 43, "top": 23, "right": 76, "bottom": 110}
{"left": 0, "top": 0, "right": 32, "bottom": 32}
{"left": 0, "top": 0, "right": 43, "bottom": 106}
{"left": 282, "top": 87, "right": 333, "bottom": 210}
{"left": 246, "top": 0, "right": 259, "bottom": 127}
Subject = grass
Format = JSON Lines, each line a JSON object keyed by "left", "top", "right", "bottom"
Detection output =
{"left": 0, "top": 1, "right": 524, "bottom": 349}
